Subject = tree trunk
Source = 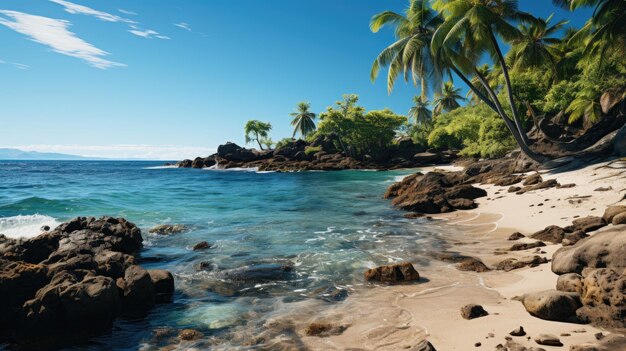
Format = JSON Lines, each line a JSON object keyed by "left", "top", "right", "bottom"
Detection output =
{"left": 451, "top": 66, "right": 497, "bottom": 112}
{"left": 472, "top": 67, "right": 548, "bottom": 163}
{"left": 255, "top": 132, "right": 264, "bottom": 150}
{"left": 488, "top": 29, "right": 531, "bottom": 146}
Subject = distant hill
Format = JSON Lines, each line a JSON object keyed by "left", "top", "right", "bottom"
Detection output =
{"left": 0, "top": 148, "right": 101, "bottom": 160}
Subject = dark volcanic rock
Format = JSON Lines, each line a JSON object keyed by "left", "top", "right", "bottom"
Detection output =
{"left": 0, "top": 216, "right": 174, "bottom": 349}
{"left": 364, "top": 262, "right": 420, "bottom": 283}
{"left": 461, "top": 304, "right": 488, "bottom": 320}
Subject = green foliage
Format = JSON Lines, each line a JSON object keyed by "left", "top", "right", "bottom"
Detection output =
{"left": 433, "top": 81, "right": 464, "bottom": 115}
{"left": 290, "top": 102, "right": 317, "bottom": 138}
{"left": 261, "top": 138, "right": 274, "bottom": 150}
{"left": 244, "top": 120, "right": 272, "bottom": 150}
{"left": 275, "top": 138, "right": 295, "bottom": 149}
{"left": 508, "top": 70, "right": 551, "bottom": 121}
{"left": 408, "top": 123, "right": 433, "bottom": 148}
{"left": 543, "top": 80, "right": 578, "bottom": 113}
{"left": 316, "top": 95, "right": 407, "bottom": 157}
{"left": 427, "top": 103, "right": 516, "bottom": 158}
{"left": 304, "top": 146, "right": 322, "bottom": 155}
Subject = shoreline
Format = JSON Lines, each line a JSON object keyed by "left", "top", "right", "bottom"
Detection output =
{"left": 294, "top": 157, "right": 626, "bottom": 350}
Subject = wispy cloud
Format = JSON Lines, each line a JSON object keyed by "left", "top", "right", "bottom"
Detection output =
{"left": 118, "top": 9, "right": 137, "bottom": 16}
{"left": 129, "top": 25, "right": 169, "bottom": 40}
{"left": 50, "top": 0, "right": 135, "bottom": 23}
{"left": 0, "top": 10, "right": 124, "bottom": 69}
{"left": 0, "top": 59, "right": 29, "bottom": 70}
{"left": 174, "top": 22, "right": 191, "bottom": 31}
{"left": 8, "top": 144, "right": 216, "bottom": 160}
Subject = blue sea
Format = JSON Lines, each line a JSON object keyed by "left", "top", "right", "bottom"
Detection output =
{"left": 0, "top": 161, "right": 447, "bottom": 350}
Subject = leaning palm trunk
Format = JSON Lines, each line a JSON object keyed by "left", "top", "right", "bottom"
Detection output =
{"left": 488, "top": 30, "right": 532, "bottom": 146}
{"left": 472, "top": 68, "right": 548, "bottom": 163}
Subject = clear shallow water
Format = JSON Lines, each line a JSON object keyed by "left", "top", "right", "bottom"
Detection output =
{"left": 0, "top": 161, "right": 447, "bottom": 350}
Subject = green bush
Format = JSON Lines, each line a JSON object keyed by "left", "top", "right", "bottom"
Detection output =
{"left": 304, "top": 146, "right": 322, "bottom": 155}
{"left": 274, "top": 138, "right": 295, "bottom": 149}
{"left": 543, "top": 80, "right": 578, "bottom": 113}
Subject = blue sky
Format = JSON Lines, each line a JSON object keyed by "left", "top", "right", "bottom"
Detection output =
{"left": 0, "top": 0, "right": 591, "bottom": 159}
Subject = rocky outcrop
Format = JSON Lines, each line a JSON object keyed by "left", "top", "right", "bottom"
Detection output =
{"left": 174, "top": 139, "right": 455, "bottom": 172}
{"left": 549, "top": 226, "right": 626, "bottom": 329}
{"left": 0, "top": 217, "right": 174, "bottom": 349}
{"left": 364, "top": 262, "right": 420, "bottom": 283}
{"left": 521, "top": 290, "right": 582, "bottom": 322}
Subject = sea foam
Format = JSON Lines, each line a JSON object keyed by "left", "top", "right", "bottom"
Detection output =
{"left": 0, "top": 214, "right": 60, "bottom": 239}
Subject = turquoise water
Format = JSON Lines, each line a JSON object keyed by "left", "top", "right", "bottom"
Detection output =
{"left": 0, "top": 161, "right": 446, "bottom": 350}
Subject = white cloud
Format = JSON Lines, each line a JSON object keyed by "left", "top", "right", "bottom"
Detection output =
{"left": 50, "top": 0, "right": 135, "bottom": 24}
{"left": 174, "top": 22, "right": 191, "bottom": 31}
{"left": 9, "top": 144, "right": 216, "bottom": 160}
{"left": 12, "top": 62, "right": 29, "bottom": 70}
{"left": 118, "top": 9, "right": 137, "bottom": 16}
{"left": 0, "top": 10, "right": 124, "bottom": 69}
{"left": 129, "top": 25, "right": 169, "bottom": 40}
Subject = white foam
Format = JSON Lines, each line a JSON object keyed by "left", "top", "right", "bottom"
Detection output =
{"left": 204, "top": 167, "right": 260, "bottom": 172}
{"left": 0, "top": 214, "right": 60, "bottom": 239}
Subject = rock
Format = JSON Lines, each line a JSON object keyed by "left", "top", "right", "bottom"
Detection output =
{"left": 510, "top": 241, "right": 546, "bottom": 251}
{"left": 614, "top": 124, "right": 626, "bottom": 156}
{"left": 508, "top": 186, "right": 522, "bottom": 193}
{"left": 508, "top": 232, "right": 525, "bottom": 240}
{"left": 148, "top": 270, "right": 174, "bottom": 303}
{"left": 521, "top": 290, "right": 582, "bottom": 322}
{"left": 149, "top": 224, "right": 188, "bottom": 235}
{"left": 120, "top": 265, "right": 155, "bottom": 314}
{"left": 613, "top": 212, "right": 626, "bottom": 225}
{"left": 445, "top": 184, "right": 488, "bottom": 200}
{"left": 17, "top": 271, "right": 120, "bottom": 348}
{"left": 523, "top": 173, "right": 543, "bottom": 186}
{"left": 556, "top": 273, "right": 583, "bottom": 294}
{"left": 531, "top": 225, "right": 567, "bottom": 244}
{"left": 570, "top": 334, "right": 626, "bottom": 351}
{"left": 191, "top": 156, "right": 216, "bottom": 169}
{"left": 562, "top": 231, "right": 588, "bottom": 246}
{"left": 305, "top": 322, "right": 347, "bottom": 337}
{"left": 534, "top": 334, "right": 563, "bottom": 347}
{"left": 178, "top": 329, "right": 203, "bottom": 341}
{"left": 192, "top": 241, "right": 211, "bottom": 250}
{"left": 520, "top": 179, "right": 560, "bottom": 193}
{"left": 460, "top": 304, "right": 488, "bottom": 320}
{"left": 509, "top": 326, "right": 526, "bottom": 337}
{"left": 176, "top": 159, "right": 192, "bottom": 168}
{"left": 552, "top": 226, "right": 626, "bottom": 275}
{"left": 602, "top": 206, "right": 626, "bottom": 223}
{"left": 576, "top": 268, "right": 626, "bottom": 328}
{"left": 600, "top": 91, "right": 622, "bottom": 114}
{"left": 364, "top": 262, "right": 420, "bottom": 283}
{"left": 456, "top": 257, "right": 491, "bottom": 272}
{"left": 496, "top": 255, "right": 548, "bottom": 272}
{"left": 217, "top": 142, "right": 258, "bottom": 162}
{"left": 564, "top": 216, "right": 607, "bottom": 234}
{"left": 40, "top": 225, "right": 50, "bottom": 232}
{"left": 94, "top": 251, "right": 134, "bottom": 279}
{"left": 274, "top": 139, "right": 307, "bottom": 159}
{"left": 413, "top": 152, "right": 441, "bottom": 164}
{"left": 493, "top": 175, "right": 523, "bottom": 187}
{"left": 0, "top": 260, "right": 49, "bottom": 328}
{"left": 594, "top": 186, "right": 612, "bottom": 192}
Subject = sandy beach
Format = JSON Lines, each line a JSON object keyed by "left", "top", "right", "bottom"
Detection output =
{"left": 293, "top": 158, "right": 626, "bottom": 350}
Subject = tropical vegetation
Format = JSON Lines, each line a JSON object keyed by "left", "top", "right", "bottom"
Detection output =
{"left": 244, "top": 120, "right": 272, "bottom": 150}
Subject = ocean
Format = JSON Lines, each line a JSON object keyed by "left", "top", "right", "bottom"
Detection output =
{"left": 0, "top": 161, "right": 447, "bottom": 350}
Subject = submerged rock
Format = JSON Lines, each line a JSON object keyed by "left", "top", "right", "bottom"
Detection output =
{"left": 364, "top": 262, "right": 420, "bottom": 283}
{"left": 149, "top": 224, "right": 189, "bottom": 235}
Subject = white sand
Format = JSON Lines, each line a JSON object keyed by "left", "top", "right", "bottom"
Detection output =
{"left": 294, "top": 158, "right": 626, "bottom": 350}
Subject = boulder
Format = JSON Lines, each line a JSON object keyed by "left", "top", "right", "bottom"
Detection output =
{"left": 456, "top": 257, "right": 491, "bottom": 272}
{"left": 603, "top": 206, "right": 626, "bottom": 223}
{"left": 565, "top": 216, "right": 607, "bottom": 234}
{"left": 570, "top": 334, "right": 626, "bottom": 351}
{"left": 178, "top": 329, "right": 203, "bottom": 341}
{"left": 364, "top": 262, "right": 420, "bottom": 283}
{"left": 509, "top": 326, "right": 526, "bottom": 337}
{"left": 176, "top": 159, "right": 192, "bottom": 168}
{"left": 192, "top": 241, "right": 211, "bottom": 250}
{"left": 274, "top": 139, "right": 307, "bottom": 159}
{"left": 17, "top": 271, "right": 120, "bottom": 348}
{"left": 534, "top": 334, "right": 563, "bottom": 347}
{"left": 556, "top": 273, "right": 583, "bottom": 294}
{"left": 0, "top": 260, "right": 49, "bottom": 328}
{"left": 510, "top": 241, "right": 546, "bottom": 251}
{"left": 119, "top": 265, "right": 155, "bottom": 314}
{"left": 531, "top": 225, "right": 567, "bottom": 244}
{"left": 614, "top": 124, "right": 626, "bottom": 156}
{"left": 576, "top": 268, "right": 626, "bottom": 328}
{"left": 508, "top": 232, "right": 526, "bottom": 241}
{"left": 149, "top": 224, "right": 188, "bottom": 235}
{"left": 413, "top": 152, "right": 441, "bottom": 164}
{"left": 148, "top": 270, "right": 174, "bottom": 303}
{"left": 521, "top": 290, "right": 581, "bottom": 322}
{"left": 496, "top": 255, "right": 548, "bottom": 272}
{"left": 613, "top": 212, "right": 626, "bottom": 225}
{"left": 216, "top": 142, "right": 258, "bottom": 162}
{"left": 461, "top": 304, "right": 488, "bottom": 320}
{"left": 552, "top": 226, "right": 626, "bottom": 275}
{"left": 191, "top": 156, "right": 216, "bottom": 169}
{"left": 523, "top": 173, "right": 543, "bottom": 186}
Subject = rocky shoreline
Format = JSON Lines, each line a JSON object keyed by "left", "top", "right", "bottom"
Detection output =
{"left": 173, "top": 134, "right": 456, "bottom": 171}
{"left": 378, "top": 153, "right": 626, "bottom": 350}
{"left": 0, "top": 217, "right": 174, "bottom": 350}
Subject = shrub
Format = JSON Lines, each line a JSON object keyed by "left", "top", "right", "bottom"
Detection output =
{"left": 304, "top": 146, "right": 322, "bottom": 155}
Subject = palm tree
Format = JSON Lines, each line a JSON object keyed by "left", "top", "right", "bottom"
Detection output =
{"left": 244, "top": 120, "right": 272, "bottom": 150}
{"left": 431, "top": 0, "right": 547, "bottom": 162}
{"left": 408, "top": 96, "right": 433, "bottom": 125}
{"left": 370, "top": 0, "right": 443, "bottom": 97}
{"left": 433, "top": 81, "right": 464, "bottom": 115}
{"left": 290, "top": 102, "right": 317, "bottom": 139}
{"left": 466, "top": 64, "right": 492, "bottom": 104}
{"left": 553, "top": 0, "right": 626, "bottom": 62}
{"left": 508, "top": 14, "right": 568, "bottom": 77}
